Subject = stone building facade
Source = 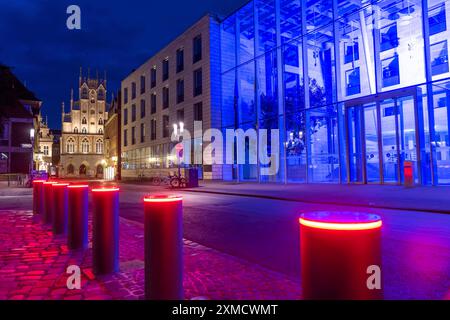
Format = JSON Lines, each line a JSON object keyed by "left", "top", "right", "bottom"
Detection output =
{"left": 59, "top": 70, "right": 108, "bottom": 178}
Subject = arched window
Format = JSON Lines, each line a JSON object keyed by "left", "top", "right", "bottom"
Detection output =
{"left": 98, "top": 128, "right": 103, "bottom": 134}
{"left": 81, "top": 138, "right": 89, "bottom": 153}
{"left": 98, "top": 88, "right": 105, "bottom": 101}
{"left": 81, "top": 87, "right": 88, "bottom": 99}
{"left": 74, "top": 127, "right": 78, "bottom": 133}
{"left": 96, "top": 139, "right": 103, "bottom": 154}
{"left": 82, "top": 127, "right": 87, "bottom": 134}
{"left": 67, "top": 164, "right": 75, "bottom": 174}
{"left": 66, "top": 138, "right": 75, "bottom": 153}
{"left": 82, "top": 117, "right": 87, "bottom": 124}
{"left": 98, "top": 118, "right": 103, "bottom": 125}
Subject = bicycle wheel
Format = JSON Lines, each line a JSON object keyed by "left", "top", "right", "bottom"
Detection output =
{"left": 170, "top": 177, "right": 180, "bottom": 188}
{"left": 152, "top": 177, "right": 161, "bottom": 186}
{"left": 179, "top": 177, "right": 187, "bottom": 188}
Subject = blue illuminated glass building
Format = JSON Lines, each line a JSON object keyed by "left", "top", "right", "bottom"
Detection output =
{"left": 219, "top": 0, "right": 450, "bottom": 185}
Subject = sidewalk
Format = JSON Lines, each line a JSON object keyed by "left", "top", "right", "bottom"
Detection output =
{"left": 184, "top": 181, "right": 450, "bottom": 213}
{"left": 0, "top": 209, "right": 301, "bottom": 300}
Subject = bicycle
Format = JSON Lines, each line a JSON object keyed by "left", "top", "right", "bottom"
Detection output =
{"left": 169, "top": 173, "right": 186, "bottom": 188}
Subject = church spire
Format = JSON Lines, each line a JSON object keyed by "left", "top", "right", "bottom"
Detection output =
{"left": 79, "top": 67, "right": 82, "bottom": 86}
{"left": 70, "top": 88, "right": 74, "bottom": 112}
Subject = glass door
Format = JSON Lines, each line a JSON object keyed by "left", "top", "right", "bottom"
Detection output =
{"left": 345, "top": 89, "right": 419, "bottom": 185}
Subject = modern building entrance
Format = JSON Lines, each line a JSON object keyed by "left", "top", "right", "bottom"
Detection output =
{"left": 345, "top": 87, "right": 424, "bottom": 185}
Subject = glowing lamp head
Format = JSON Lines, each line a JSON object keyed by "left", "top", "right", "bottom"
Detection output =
{"left": 144, "top": 194, "right": 182, "bottom": 203}
{"left": 299, "top": 212, "right": 382, "bottom": 231}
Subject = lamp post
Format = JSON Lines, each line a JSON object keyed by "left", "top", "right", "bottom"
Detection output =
{"left": 29, "top": 128, "right": 35, "bottom": 175}
{"left": 173, "top": 122, "right": 184, "bottom": 177}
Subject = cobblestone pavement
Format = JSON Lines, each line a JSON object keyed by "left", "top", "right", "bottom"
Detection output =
{"left": 0, "top": 210, "right": 302, "bottom": 300}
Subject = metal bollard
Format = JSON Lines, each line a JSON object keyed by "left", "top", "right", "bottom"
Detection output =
{"left": 67, "top": 185, "right": 89, "bottom": 250}
{"left": 42, "top": 181, "right": 57, "bottom": 225}
{"left": 143, "top": 195, "right": 183, "bottom": 300}
{"left": 299, "top": 212, "right": 383, "bottom": 300}
{"left": 32, "top": 180, "right": 46, "bottom": 215}
{"left": 52, "top": 183, "right": 69, "bottom": 235}
{"left": 92, "top": 187, "right": 120, "bottom": 275}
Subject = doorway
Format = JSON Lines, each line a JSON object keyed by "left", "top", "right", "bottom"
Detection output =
{"left": 345, "top": 88, "right": 422, "bottom": 185}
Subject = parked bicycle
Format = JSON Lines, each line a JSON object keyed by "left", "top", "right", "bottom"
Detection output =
{"left": 151, "top": 173, "right": 186, "bottom": 188}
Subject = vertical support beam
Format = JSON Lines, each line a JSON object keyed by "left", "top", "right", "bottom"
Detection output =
{"left": 372, "top": 4, "right": 383, "bottom": 94}
{"left": 253, "top": 0, "right": 261, "bottom": 183}
{"left": 359, "top": 10, "right": 376, "bottom": 94}
{"left": 332, "top": 0, "right": 342, "bottom": 183}
{"left": 422, "top": 0, "right": 438, "bottom": 185}
{"left": 275, "top": 0, "right": 287, "bottom": 184}
{"left": 235, "top": 14, "right": 241, "bottom": 183}
{"left": 301, "top": 0, "right": 311, "bottom": 183}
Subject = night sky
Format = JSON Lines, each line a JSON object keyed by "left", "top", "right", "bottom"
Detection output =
{"left": 0, "top": 0, "right": 246, "bottom": 129}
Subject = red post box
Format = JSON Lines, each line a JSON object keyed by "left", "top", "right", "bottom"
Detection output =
{"left": 92, "top": 187, "right": 120, "bottom": 275}
{"left": 42, "top": 181, "right": 57, "bottom": 225}
{"left": 52, "top": 183, "right": 69, "bottom": 235}
{"left": 32, "top": 180, "right": 46, "bottom": 215}
{"left": 67, "top": 185, "right": 89, "bottom": 250}
{"left": 143, "top": 195, "right": 183, "bottom": 300}
{"left": 299, "top": 212, "right": 383, "bottom": 300}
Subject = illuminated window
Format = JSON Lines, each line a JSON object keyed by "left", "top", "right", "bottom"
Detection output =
{"left": 96, "top": 139, "right": 103, "bottom": 154}
{"left": 81, "top": 138, "right": 89, "bottom": 153}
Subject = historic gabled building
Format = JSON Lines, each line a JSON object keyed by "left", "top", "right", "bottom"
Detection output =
{"left": 60, "top": 69, "right": 109, "bottom": 178}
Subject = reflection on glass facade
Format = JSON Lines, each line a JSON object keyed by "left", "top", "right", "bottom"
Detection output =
{"left": 220, "top": 0, "right": 450, "bottom": 185}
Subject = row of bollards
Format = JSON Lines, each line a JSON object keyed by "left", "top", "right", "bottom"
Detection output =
{"left": 33, "top": 180, "right": 382, "bottom": 300}
{"left": 32, "top": 180, "right": 183, "bottom": 300}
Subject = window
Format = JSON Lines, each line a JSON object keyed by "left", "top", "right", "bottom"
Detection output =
{"left": 176, "top": 109, "right": 184, "bottom": 123}
{"left": 429, "top": 3, "right": 447, "bottom": 36}
{"left": 344, "top": 39, "right": 359, "bottom": 64}
{"left": 74, "top": 127, "right": 78, "bottom": 133}
{"left": 123, "top": 87, "right": 128, "bottom": 104}
{"left": 82, "top": 117, "right": 87, "bottom": 124}
{"left": 98, "top": 128, "right": 103, "bottom": 134}
{"left": 193, "top": 35, "right": 202, "bottom": 63}
{"left": 90, "top": 109, "right": 95, "bottom": 115}
{"left": 124, "top": 129, "right": 128, "bottom": 147}
{"left": 81, "top": 87, "right": 88, "bottom": 99}
{"left": 151, "top": 93, "right": 157, "bottom": 114}
{"left": 140, "top": 123, "right": 145, "bottom": 143}
{"left": 98, "top": 88, "right": 105, "bottom": 101}
{"left": 176, "top": 48, "right": 184, "bottom": 73}
{"left": 66, "top": 138, "right": 75, "bottom": 153}
{"left": 123, "top": 108, "right": 128, "bottom": 125}
{"left": 176, "top": 79, "right": 184, "bottom": 103}
{"left": 162, "top": 115, "right": 169, "bottom": 138}
{"left": 98, "top": 118, "right": 103, "bottom": 125}
{"left": 151, "top": 67, "right": 156, "bottom": 88}
{"left": 43, "top": 145, "right": 49, "bottom": 156}
{"left": 82, "top": 127, "right": 87, "bottom": 134}
{"left": 431, "top": 40, "right": 449, "bottom": 76}
{"left": 96, "top": 139, "right": 103, "bottom": 154}
{"left": 163, "top": 87, "right": 169, "bottom": 109}
{"left": 382, "top": 55, "right": 400, "bottom": 87}
{"left": 150, "top": 119, "right": 156, "bottom": 140}
{"left": 81, "top": 138, "right": 89, "bottom": 153}
{"left": 140, "top": 99, "right": 146, "bottom": 118}
{"left": 131, "top": 82, "right": 136, "bottom": 100}
{"left": 162, "top": 59, "right": 169, "bottom": 81}
{"left": 380, "top": 23, "right": 399, "bottom": 52}
{"left": 131, "top": 126, "right": 136, "bottom": 145}
{"left": 131, "top": 104, "right": 136, "bottom": 122}
{"left": 194, "top": 102, "right": 203, "bottom": 121}
{"left": 346, "top": 67, "right": 361, "bottom": 96}
{"left": 193, "top": 68, "right": 202, "bottom": 96}
{"left": 140, "top": 75, "right": 146, "bottom": 94}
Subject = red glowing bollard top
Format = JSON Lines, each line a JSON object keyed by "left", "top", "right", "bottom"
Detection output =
{"left": 92, "top": 186, "right": 120, "bottom": 275}
{"left": 299, "top": 212, "right": 383, "bottom": 300}
{"left": 67, "top": 184, "right": 89, "bottom": 250}
{"left": 143, "top": 194, "right": 183, "bottom": 300}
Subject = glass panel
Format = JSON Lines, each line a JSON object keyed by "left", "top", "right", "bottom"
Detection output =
{"left": 380, "top": 98, "right": 399, "bottom": 183}
{"left": 364, "top": 102, "right": 380, "bottom": 182}
{"left": 280, "top": 0, "right": 302, "bottom": 43}
{"left": 347, "top": 106, "right": 363, "bottom": 182}
{"left": 397, "top": 95, "right": 418, "bottom": 183}
{"left": 238, "top": 2, "right": 255, "bottom": 65}
{"left": 376, "top": 0, "right": 426, "bottom": 91}
{"left": 221, "top": 14, "right": 237, "bottom": 74}
{"left": 256, "top": 0, "right": 277, "bottom": 56}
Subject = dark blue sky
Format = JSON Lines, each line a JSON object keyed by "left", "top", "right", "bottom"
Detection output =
{"left": 0, "top": 0, "right": 246, "bottom": 129}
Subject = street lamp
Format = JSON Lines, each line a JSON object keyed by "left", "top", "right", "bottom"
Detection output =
{"left": 173, "top": 122, "right": 184, "bottom": 177}
{"left": 29, "top": 128, "right": 35, "bottom": 175}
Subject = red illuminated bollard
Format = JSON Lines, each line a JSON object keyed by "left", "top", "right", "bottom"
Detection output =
{"left": 144, "top": 195, "right": 183, "bottom": 300}
{"left": 299, "top": 212, "right": 383, "bottom": 300}
{"left": 67, "top": 185, "right": 89, "bottom": 250}
{"left": 42, "top": 181, "right": 57, "bottom": 224}
{"left": 52, "top": 183, "right": 69, "bottom": 235}
{"left": 92, "top": 187, "right": 120, "bottom": 275}
{"left": 32, "top": 180, "right": 46, "bottom": 215}
{"left": 404, "top": 161, "right": 414, "bottom": 187}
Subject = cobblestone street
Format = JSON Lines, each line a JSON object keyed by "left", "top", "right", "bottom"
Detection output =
{"left": 0, "top": 209, "right": 301, "bottom": 300}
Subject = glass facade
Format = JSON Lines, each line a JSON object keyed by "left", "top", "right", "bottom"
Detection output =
{"left": 221, "top": 0, "right": 450, "bottom": 185}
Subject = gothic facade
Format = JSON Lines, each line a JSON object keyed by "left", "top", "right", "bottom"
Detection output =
{"left": 60, "top": 70, "right": 108, "bottom": 178}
